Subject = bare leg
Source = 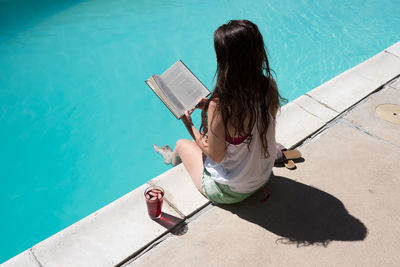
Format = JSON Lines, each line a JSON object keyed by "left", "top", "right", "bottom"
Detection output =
{"left": 172, "top": 139, "right": 205, "bottom": 194}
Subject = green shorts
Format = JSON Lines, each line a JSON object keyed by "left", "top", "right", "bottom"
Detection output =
{"left": 201, "top": 168, "right": 265, "bottom": 204}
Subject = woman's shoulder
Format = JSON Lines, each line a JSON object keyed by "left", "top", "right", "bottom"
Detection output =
{"left": 208, "top": 98, "right": 220, "bottom": 111}
{"left": 209, "top": 97, "right": 219, "bottom": 105}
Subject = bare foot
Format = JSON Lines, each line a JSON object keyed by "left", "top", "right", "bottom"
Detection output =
{"left": 153, "top": 144, "right": 173, "bottom": 165}
{"left": 162, "top": 145, "right": 172, "bottom": 152}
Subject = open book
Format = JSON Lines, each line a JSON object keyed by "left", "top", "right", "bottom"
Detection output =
{"left": 145, "top": 60, "right": 210, "bottom": 119}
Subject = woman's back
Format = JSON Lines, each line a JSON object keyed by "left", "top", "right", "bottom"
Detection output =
{"left": 199, "top": 20, "right": 285, "bottom": 195}
{"left": 204, "top": 112, "right": 277, "bottom": 193}
{"left": 224, "top": 77, "right": 279, "bottom": 139}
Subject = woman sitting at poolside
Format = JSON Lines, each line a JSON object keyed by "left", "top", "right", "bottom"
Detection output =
{"left": 154, "top": 19, "right": 291, "bottom": 204}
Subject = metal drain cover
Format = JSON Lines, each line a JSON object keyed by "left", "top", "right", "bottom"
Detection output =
{"left": 376, "top": 104, "right": 400, "bottom": 125}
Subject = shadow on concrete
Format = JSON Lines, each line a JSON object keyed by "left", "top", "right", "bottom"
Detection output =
{"left": 154, "top": 212, "right": 188, "bottom": 236}
{"left": 218, "top": 175, "right": 368, "bottom": 247}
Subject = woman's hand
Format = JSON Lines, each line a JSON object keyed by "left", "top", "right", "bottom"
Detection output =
{"left": 195, "top": 98, "right": 208, "bottom": 110}
{"left": 183, "top": 109, "right": 194, "bottom": 125}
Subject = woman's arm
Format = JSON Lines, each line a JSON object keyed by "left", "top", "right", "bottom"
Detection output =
{"left": 182, "top": 100, "right": 226, "bottom": 163}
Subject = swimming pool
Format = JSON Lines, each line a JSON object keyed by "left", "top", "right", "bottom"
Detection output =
{"left": 1, "top": 0, "right": 399, "bottom": 262}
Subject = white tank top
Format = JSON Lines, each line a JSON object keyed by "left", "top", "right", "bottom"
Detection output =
{"left": 204, "top": 116, "right": 277, "bottom": 193}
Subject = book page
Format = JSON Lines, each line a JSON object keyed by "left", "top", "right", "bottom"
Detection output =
{"left": 146, "top": 76, "right": 180, "bottom": 119}
{"left": 153, "top": 75, "right": 186, "bottom": 118}
{"left": 161, "top": 61, "right": 210, "bottom": 110}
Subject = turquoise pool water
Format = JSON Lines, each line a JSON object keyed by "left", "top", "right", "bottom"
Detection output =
{"left": 1, "top": 0, "right": 399, "bottom": 262}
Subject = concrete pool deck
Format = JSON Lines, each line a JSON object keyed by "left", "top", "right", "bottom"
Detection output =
{"left": 3, "top": 42, "right": 400, "bottom": 266}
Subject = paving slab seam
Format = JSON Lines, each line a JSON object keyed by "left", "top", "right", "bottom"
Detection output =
{"left": 296, "top": 114, "right": 348, "bottom": 150}
{"left": 292, "top": 100, "right": 338, "bottom": 124}
{"left": 299, "top": 95, "right": 375, "bottom": 148}
{"left": 146, "top": 181, "right": 186, "bottom": 219}
{"left": 115, "top": 180, "right": 210, "bottom": 266}
{"left": 117, "top": 201, "right": 214, "bottom": 266}
{"left": 285, "top": 126, "right": 324, "bottom": 150}
{"left": 388, "top": 74, "right": 400, "bottom": 90}
{"left": 304, "top": 93, "right": 340, "bottom": 113}
{"left": 300, "top": 82, "right": 400, "bottom": 152}
{"left": 386, "top": 74, "right": 400, "bottom": 86}
{"left": 341, "top": 118, "right": 400, "bottom": 151}
{"left": 329, "top": 87, "right": 380, "bottom": 120}
{"left": 389, "top": 84, "right": 400, "bottom": 90}
{"left": 116, "top": 236, "right": 167, "bottom": 267}
{"left": 386, "top": 49, "right": 400, "bottom": 59}
{"left": 295, "top": 79, "right": 396, "bottom": 149}
{"left": 281, "top": 81, "right": 387, "bottom": 150}
{"left": 29, "top": 249, "right": 42, "bottom": 267}
{"left": 179, "top": 202, "right": 215, "bottom": 222}
{"left": 355, "top": 52, "right": 399, "bottom": 84}
{"left": 120, "top": 204, "right": 216, "bottom": 266}
{"left": 286, "top": 110, "right": 354, "bottom": 150}
{"left": 294, "top": 102, "right": 363, "bottom": 149}
{"left": 115, "top": 221, "right": 183, "bottom": 267}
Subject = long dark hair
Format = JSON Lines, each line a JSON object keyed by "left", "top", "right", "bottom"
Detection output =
{"left": 200, "top": 19, "right": 286, "bottom": 157}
